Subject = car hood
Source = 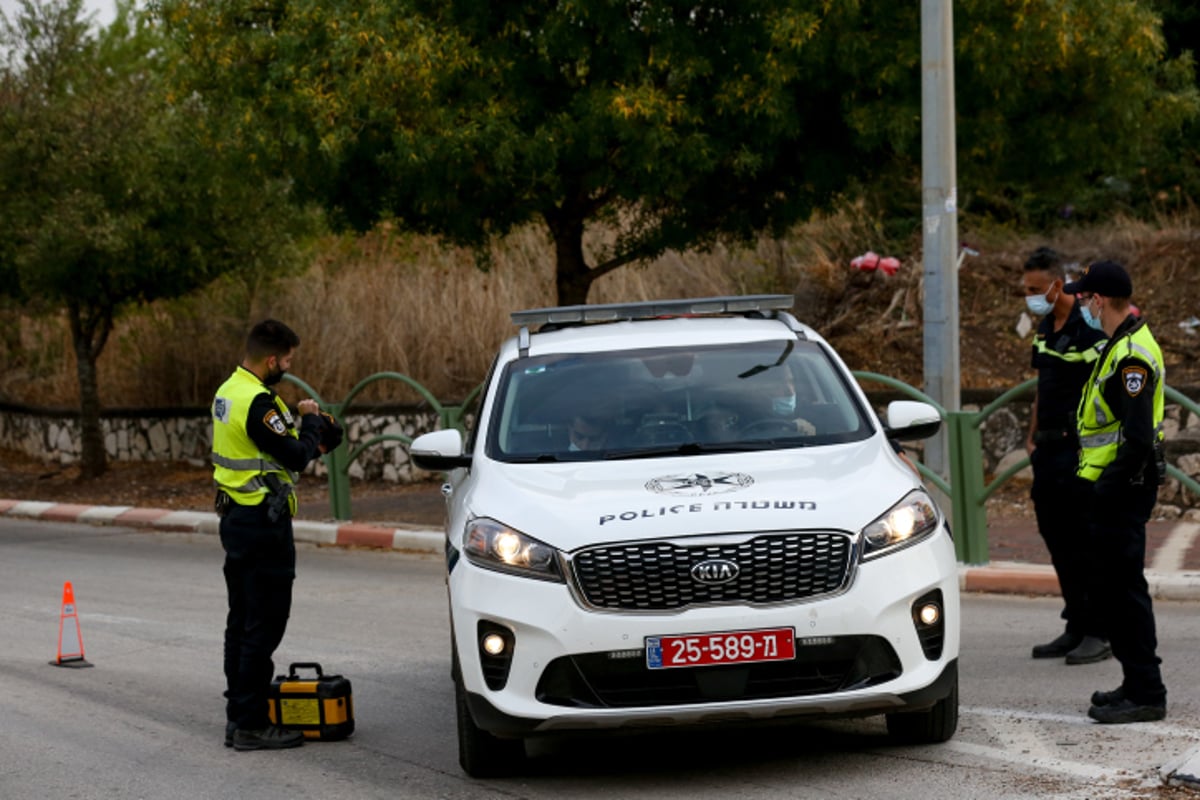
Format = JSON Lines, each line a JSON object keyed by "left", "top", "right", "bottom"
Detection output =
{"left": 461, "top": 439, "right": 922, "bottom": 552}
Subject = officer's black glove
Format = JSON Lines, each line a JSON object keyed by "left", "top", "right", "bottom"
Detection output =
{"left": 319, "top": 412, "right": 344, "bottom": 452}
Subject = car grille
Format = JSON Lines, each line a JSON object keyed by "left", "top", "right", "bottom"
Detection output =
{"left": 535, "top": 635, "right": 901, "bottom": 708}
{"left": 570, "top": 532, "right": 853, "bottom": 611}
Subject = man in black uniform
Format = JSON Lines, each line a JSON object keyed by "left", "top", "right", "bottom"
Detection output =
{"left": 211, "top": 320, "right": 342, "bottom": 750}
{"left": 1021, "top": 247, "right": 1111, "bottom": 664}
{"left": 1064, "top": 261, "right": 1167, "bottom": 724}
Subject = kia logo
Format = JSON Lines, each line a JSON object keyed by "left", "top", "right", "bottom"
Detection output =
{"left": 691, "top": 559, "right": 740, "bottom": 585}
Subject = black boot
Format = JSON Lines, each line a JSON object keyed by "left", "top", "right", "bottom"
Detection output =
{"left": 1031, "top": 631, "right": 1081, "bottom": 659}
{"left": 1090, "top": 687, "right": 1125, "bottom": 707}
{"left": 1065, "top": 636, "right": 1112, "bottom": 665}
{"left": 1087, "top": 698, "right": 1165, "bottom": 724}
{"left": 232, "top": 725, "right": 304, "bottom": 751}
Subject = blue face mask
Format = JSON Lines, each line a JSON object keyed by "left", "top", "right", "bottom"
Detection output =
{"left": 772, "top": 394, "right": 797, "bottom": 416}
{"left": 1025, "top": 286, "right": 1056, "bottom": 316}
{"left": 1080, "top": 302, "right": 1103, "bottom": 331}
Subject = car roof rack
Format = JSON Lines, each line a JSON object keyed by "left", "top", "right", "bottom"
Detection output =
{"left": 511, "top": 295, "right": 795, "bottom": 329}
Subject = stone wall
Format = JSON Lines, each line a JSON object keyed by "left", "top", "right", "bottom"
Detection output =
{"left": 3, "top": 399, "right": 1199, "bottom": 507}
{"left": 0, "top": 406, "right": 442, "bottom": 484}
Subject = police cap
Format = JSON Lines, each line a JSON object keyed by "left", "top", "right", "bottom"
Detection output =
{"left": 1063, "top": 260, "right": 1133, "bottom": 298}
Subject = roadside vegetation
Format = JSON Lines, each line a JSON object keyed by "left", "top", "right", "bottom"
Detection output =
{"left": 3, "top": 203, "right": 1198, "bottom": 413}
{"left": 2, "top": 0, "right": 1198, "bottom": 476}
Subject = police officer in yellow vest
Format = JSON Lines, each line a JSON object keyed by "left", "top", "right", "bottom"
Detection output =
{"left": 211, "top": 319, "right": 341, "bottom": 750}
{"left": 1063, "top": 261, "right": 1167, "bottom": 724}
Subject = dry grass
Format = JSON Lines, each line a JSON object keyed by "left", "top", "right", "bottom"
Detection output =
{"left": 2, "top": 205, "right": 1198, "bottom": 411}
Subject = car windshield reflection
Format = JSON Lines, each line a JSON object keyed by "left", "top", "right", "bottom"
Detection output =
{"left": 488, "top": 340, "right": 872, "bottom": 462}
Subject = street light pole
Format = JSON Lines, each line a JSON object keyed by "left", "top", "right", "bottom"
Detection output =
{"left": 920, "top": 0, "right": 960, "bottom": 483}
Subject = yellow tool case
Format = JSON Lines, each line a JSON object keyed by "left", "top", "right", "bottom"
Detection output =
{"left": 267, "top": 662, "right": 355, "bottom": 741}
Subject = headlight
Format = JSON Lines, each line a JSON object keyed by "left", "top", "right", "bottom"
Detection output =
{"left": 860, "top": 490, "right": 941, "bottom": 560}
{"left": 463, "top": 518, "right": 564, "bottom": 582}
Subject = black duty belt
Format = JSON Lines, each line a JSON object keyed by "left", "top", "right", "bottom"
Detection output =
{"left": 1033, "top": 428, "right": 1078, "bottom": 447}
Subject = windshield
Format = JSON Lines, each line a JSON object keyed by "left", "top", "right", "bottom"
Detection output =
{"left": 487, "top": 339, "right": 873, "bottom": 462}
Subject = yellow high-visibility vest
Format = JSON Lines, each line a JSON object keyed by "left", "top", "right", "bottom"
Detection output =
{"left": 1075, "top": 323, "right": 1164, "bottom": 482}
{"left": 211, "top": 367, "right": 299, "bottom": 508}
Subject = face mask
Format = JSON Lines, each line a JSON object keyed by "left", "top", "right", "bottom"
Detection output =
{"left": 1025, "top": 288, "right": 1055, "bottom": 316}
{"left": 1080, "top": 302, "right": 1103, "bottom": 331}
{"left": 772, "top": 394, "right": 797, "bottom": 416}
{"left": 263, "top": 362, "right": 286, "bottom": 386}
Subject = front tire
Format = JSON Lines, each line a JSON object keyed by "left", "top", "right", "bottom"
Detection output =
{"left": 455, "top": 675, "right": 526, "bottom": 777}
{"left": 886, "top": 671, "right": 959, "bottom": 744}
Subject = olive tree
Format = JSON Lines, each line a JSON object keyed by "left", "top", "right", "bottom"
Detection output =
{"left": 0, "top": 0, "right": 313, "bottom": 477}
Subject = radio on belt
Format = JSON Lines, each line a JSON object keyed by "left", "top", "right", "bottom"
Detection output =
{"left": 267, "top": 662, "right": 355, "bottom": 741}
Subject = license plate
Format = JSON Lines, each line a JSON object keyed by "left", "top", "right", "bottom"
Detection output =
{"left": 646, "top": 627, "right": 795, "bottom": 669}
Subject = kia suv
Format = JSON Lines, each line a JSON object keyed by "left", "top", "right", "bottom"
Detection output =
{"left": 410, "top": 295, "right": 958, "bottom": 777}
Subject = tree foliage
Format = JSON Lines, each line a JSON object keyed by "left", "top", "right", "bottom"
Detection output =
{"left": 0, "top": 0, "right": 315, "bottom": 477}
{"left": 160, "top": 0, "right": 846, "bottom": 304}
{"left": 159, "top": 1, "right": 1197, "bottom": 300}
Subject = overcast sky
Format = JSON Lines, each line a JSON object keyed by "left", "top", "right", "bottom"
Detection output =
{"left": 1, "top": 0, "right": 119, "bottom": 29}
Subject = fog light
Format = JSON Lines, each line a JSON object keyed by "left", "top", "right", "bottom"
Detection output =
{"left": 482, "top": 633, "right": 507, "bottom": 656}
{"left": 477, "top": 621, "right": 516, "bottom": 690}
{"left": 911, "top": 589, "right": 945, "bottom": 661}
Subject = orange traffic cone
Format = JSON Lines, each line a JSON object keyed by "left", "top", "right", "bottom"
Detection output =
{"left": 50, "top": 581, "right": 92, "bottom": 668}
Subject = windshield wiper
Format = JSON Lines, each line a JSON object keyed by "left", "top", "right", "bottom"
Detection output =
{"left": 501, "top": 453, "right": 563, "bottom": 463}
{"left": 602, "top": 441, "right": 781, "bottom": 460}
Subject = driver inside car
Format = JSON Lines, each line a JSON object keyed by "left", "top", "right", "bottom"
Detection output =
{"left": 745, "top": 370, "right": 817, "bottom": 436}
{"left": 568, "top": 414, "right": 609, "bottom": 452}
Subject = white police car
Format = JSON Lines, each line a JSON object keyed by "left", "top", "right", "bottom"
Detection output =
{"left": 410, "top": 295, "right": 958, "bottom": 777}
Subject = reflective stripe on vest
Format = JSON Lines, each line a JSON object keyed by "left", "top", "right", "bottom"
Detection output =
{"left": 1075, "top": 324, "right": 1165, "bottom": 482}
{"left": 1033, "top": 336, "right": 1104, "bottom": 365}
{"left": 211, "top": 368, "right": 299, "bottom": 505}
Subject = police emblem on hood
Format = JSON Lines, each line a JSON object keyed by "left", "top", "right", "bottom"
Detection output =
{"left": 645, "top": 472, "right": 754, "bottom": 496}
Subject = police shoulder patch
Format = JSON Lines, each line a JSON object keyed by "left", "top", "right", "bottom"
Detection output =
{"left": 1122, "top": 365, "right": 1148, "bottom": 397}
{"left": 213, "top": 397, "right": 230, "bottom": 423}
{"left": 263, "top": 409, "right": 288, "bottom": 435}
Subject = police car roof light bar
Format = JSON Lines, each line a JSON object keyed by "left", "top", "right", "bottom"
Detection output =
{"left": 510, "top": 295, "right": 795, "bottom": 328}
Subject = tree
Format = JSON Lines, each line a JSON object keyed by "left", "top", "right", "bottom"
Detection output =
{"left": 158, "top": 1, "right": 1198, "bottom": 303}
{"left": 790, "top": 0, "right": 1199, "bottom": 223}
{"left": 0, "top": 0, "right": 314, "bottom": 477}
{"left": 160, "top": 0, "right": 845, "bottom": 305}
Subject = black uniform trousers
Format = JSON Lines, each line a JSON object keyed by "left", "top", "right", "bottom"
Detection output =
{"left": 1082, "top": 478, "right": 1166, "bottom": 707}
{"left": 220, "top": 501, "right": 296, "bottom": 730}
{"left": 1030, "top": 444, "right": 1103, "bottom": 639}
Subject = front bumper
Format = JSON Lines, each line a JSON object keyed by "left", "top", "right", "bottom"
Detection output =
{"left": 451, "top": 525, "right": 960, "bottom": 736}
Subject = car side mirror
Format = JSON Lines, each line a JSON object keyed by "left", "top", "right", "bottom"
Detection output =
{"left": 884, "top": 400, "right": 942, "bottom": 441}
{"left": 410, "top": 429, "right": 472, "bottom": 471}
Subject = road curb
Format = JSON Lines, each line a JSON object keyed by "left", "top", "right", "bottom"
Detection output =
{"left": 3, "top": 498, "right": 1199, "bottom": 598}
{"left": 957, "top": 560, "right": 1200, "bottom": 601}
{"left": 0, "top": 499, "right": 443, "bottom": 555}
{"left": 1162, "top": 744, "right": 1200, "bottom": 790}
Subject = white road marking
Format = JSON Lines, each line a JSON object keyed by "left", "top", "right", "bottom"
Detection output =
{"left": 943, "top": 739, "right": 1115, "bottom": 780}
{"left": 955, "top": 704, "right": 1200, "bottom": 795}
{"left": 1151, "top": 522, "right": 1200, "bottom": 572}
{"left": 965, "top": 705, "right": 1200, "bottom": 740}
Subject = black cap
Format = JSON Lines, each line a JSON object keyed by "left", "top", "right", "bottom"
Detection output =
{"left": 1062, "top": 260, "right": 1133, "bottom": 297}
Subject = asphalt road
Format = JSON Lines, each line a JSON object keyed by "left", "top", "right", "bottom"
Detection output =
{"left": 1, "top": 519, "right": 1198, "bottom": 800}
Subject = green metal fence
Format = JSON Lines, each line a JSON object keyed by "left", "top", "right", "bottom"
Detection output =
{"left": 287, "top": 370, "right": 1200, "bottom": 558}
{"left": 854, "top": 372, "right": 1200, "bottom": 565}
{"left": 283, "top": 372, "right": 480, "bottom": 521}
